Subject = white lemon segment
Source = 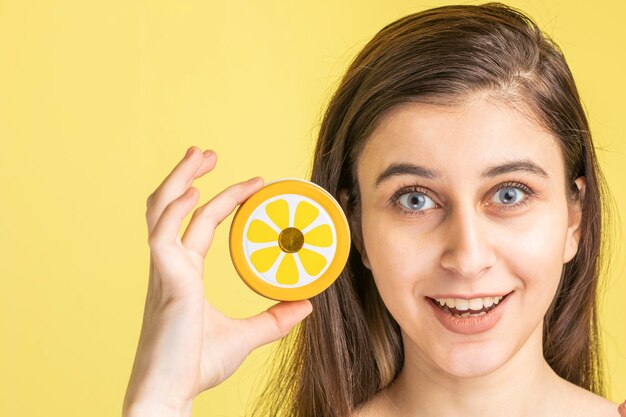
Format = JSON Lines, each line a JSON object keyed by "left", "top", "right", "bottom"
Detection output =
{"left": 247, "top": 219, "right": 279, "bottom": 243}
{"left": 294, "top": 200, "right": 319, "bottom": 230}
{"left": 304, "top": 224, "right": 333, "bottom": 247}
{"left": 265, "top": 199, "right": 290, "bottom": 230}
{"left": 297, "top": 248, "right": 327, "bottom": 276}
{"left": 276, "top": 253, "right": 298, "bottom": 285}
{"left": 250, "top": 246, "right": 281, "bottom": 273}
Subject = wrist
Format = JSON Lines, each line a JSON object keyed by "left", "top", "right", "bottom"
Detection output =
{"left": 123, "top": 399, "right": 192, "bottom": 417}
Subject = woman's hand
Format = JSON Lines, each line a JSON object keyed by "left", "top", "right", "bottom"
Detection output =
{"left": 122, "top": 146, "right": 313, "bottom": 417}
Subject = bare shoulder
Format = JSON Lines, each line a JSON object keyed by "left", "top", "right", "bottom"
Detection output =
{"left": 558, "top": 380, "right": 620, "bottom": 417}
{"left": 350, "top": 380, "right": 621, "bottom": 417}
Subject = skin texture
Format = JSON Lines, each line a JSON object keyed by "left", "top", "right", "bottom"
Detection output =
{"left": 350, "top": 93, "right": 620, "bottom": 417}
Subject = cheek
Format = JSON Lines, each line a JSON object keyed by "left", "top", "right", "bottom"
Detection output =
{"left": 497, "top": 205, "right": 568, "bottom": 304}
{"left": 360, "top": 210, "right": 432, "bottom": 301}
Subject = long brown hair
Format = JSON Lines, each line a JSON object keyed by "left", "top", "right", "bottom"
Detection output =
{"left": 249, "top": 3, "right": 615, "bottom": 416}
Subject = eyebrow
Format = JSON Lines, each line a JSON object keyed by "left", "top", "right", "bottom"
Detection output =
{"left": 375, "top": 159, "right": 549, "bottom": 187}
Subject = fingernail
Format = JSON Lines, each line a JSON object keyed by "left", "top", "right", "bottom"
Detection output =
{"left": 203, "top": 149, "right": 214, "bottom": 158}
{"left": 247, "top": 176, "right": 261, "bottom": 183}
{"left": 185, "top": 147, "right": 194, "bottom": 158}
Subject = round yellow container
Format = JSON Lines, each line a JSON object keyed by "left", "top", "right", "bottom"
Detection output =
{"left": 229, "top": 178, "right": 351, "bottom": 301}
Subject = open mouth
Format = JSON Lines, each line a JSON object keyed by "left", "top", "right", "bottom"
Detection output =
{"left": 427, "top": 291, "right": 513, "bottom": 318}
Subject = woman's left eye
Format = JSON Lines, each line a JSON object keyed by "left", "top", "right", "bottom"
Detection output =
{"left": 489, "top": 182, "right": 535, "bottom": 210}
{"left": 491, "top": 186, "right": 525, "bottom": 205}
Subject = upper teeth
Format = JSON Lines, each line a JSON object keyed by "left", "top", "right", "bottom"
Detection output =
{"left": 434, "top": 296, "right": 504, "bottom": 311}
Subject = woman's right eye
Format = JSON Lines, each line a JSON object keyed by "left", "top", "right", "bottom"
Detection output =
{"left": 396, "top": 191, "right": 437, "bottom": 215}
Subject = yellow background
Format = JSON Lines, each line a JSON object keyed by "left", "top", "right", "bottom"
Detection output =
{"left": 1, "top": 1, "right": 624, "bottom": 415}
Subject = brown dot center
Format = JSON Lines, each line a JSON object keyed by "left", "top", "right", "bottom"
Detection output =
{"left": 278, "top": 227, "right": 304, "bottom": 253}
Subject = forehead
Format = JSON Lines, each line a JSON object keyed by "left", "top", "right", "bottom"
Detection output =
{"left": 356, "top": 95, "right": 563, "bottom": 186}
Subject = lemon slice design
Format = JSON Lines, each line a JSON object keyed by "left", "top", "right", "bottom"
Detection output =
{"left": 229, "top": 179, "right": 351, "bottom": 301}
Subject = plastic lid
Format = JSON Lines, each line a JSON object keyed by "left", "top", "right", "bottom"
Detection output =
{"left": 229, "top": 178, "right": 351, "bottom": 301}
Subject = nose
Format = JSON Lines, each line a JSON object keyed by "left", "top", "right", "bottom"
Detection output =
{"left": 439, "top": 205, "right": 497, "bottom": 279}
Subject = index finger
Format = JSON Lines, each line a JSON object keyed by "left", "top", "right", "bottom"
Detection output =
{"left": 146, "top": 146, "right": 217, "bottom": 235}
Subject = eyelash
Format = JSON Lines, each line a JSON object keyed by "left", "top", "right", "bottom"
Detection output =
{"left": 389, "top": 180, "right": 536, "bottom": 218}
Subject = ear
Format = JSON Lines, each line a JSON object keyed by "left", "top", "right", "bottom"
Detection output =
{"left": 339, "top": 188, "right": 371, "bottom": 270}
{"left": 563, "top": 176, "right": 586, "bottom": 264}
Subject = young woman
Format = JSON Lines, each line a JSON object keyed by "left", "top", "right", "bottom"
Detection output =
{"left": 123, "top": 3, "right": 626, "bottom": 416}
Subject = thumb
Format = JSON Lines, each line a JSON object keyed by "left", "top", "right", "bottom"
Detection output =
{"left": 618, "top": 399, "right": 626, "bottom": 417}
{"left": 241, "top": 299, "right": 313, "bottom": 350}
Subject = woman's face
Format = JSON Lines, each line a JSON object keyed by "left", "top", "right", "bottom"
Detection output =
{"left": 352, "top": 93, "right": 585, "bottom": 377}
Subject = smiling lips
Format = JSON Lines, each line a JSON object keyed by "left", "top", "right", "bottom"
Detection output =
{"left": 429, "top": 293, "right": 510, "bottom": 318}
{"left": 427, "top": 291, "right": 513, "bottom": 334}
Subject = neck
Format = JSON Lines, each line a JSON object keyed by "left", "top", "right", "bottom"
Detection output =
{"left": 383, "top": 323, "right": 563, "bottom": 417}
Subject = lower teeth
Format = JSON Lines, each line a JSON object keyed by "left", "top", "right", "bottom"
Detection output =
{"left": 453, "top": 311, "right": 487, "bottom": 318}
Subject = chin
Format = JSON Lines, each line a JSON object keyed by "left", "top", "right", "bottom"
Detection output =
{"left": 432, "top": 342, "right": 510, "bottom": 378}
